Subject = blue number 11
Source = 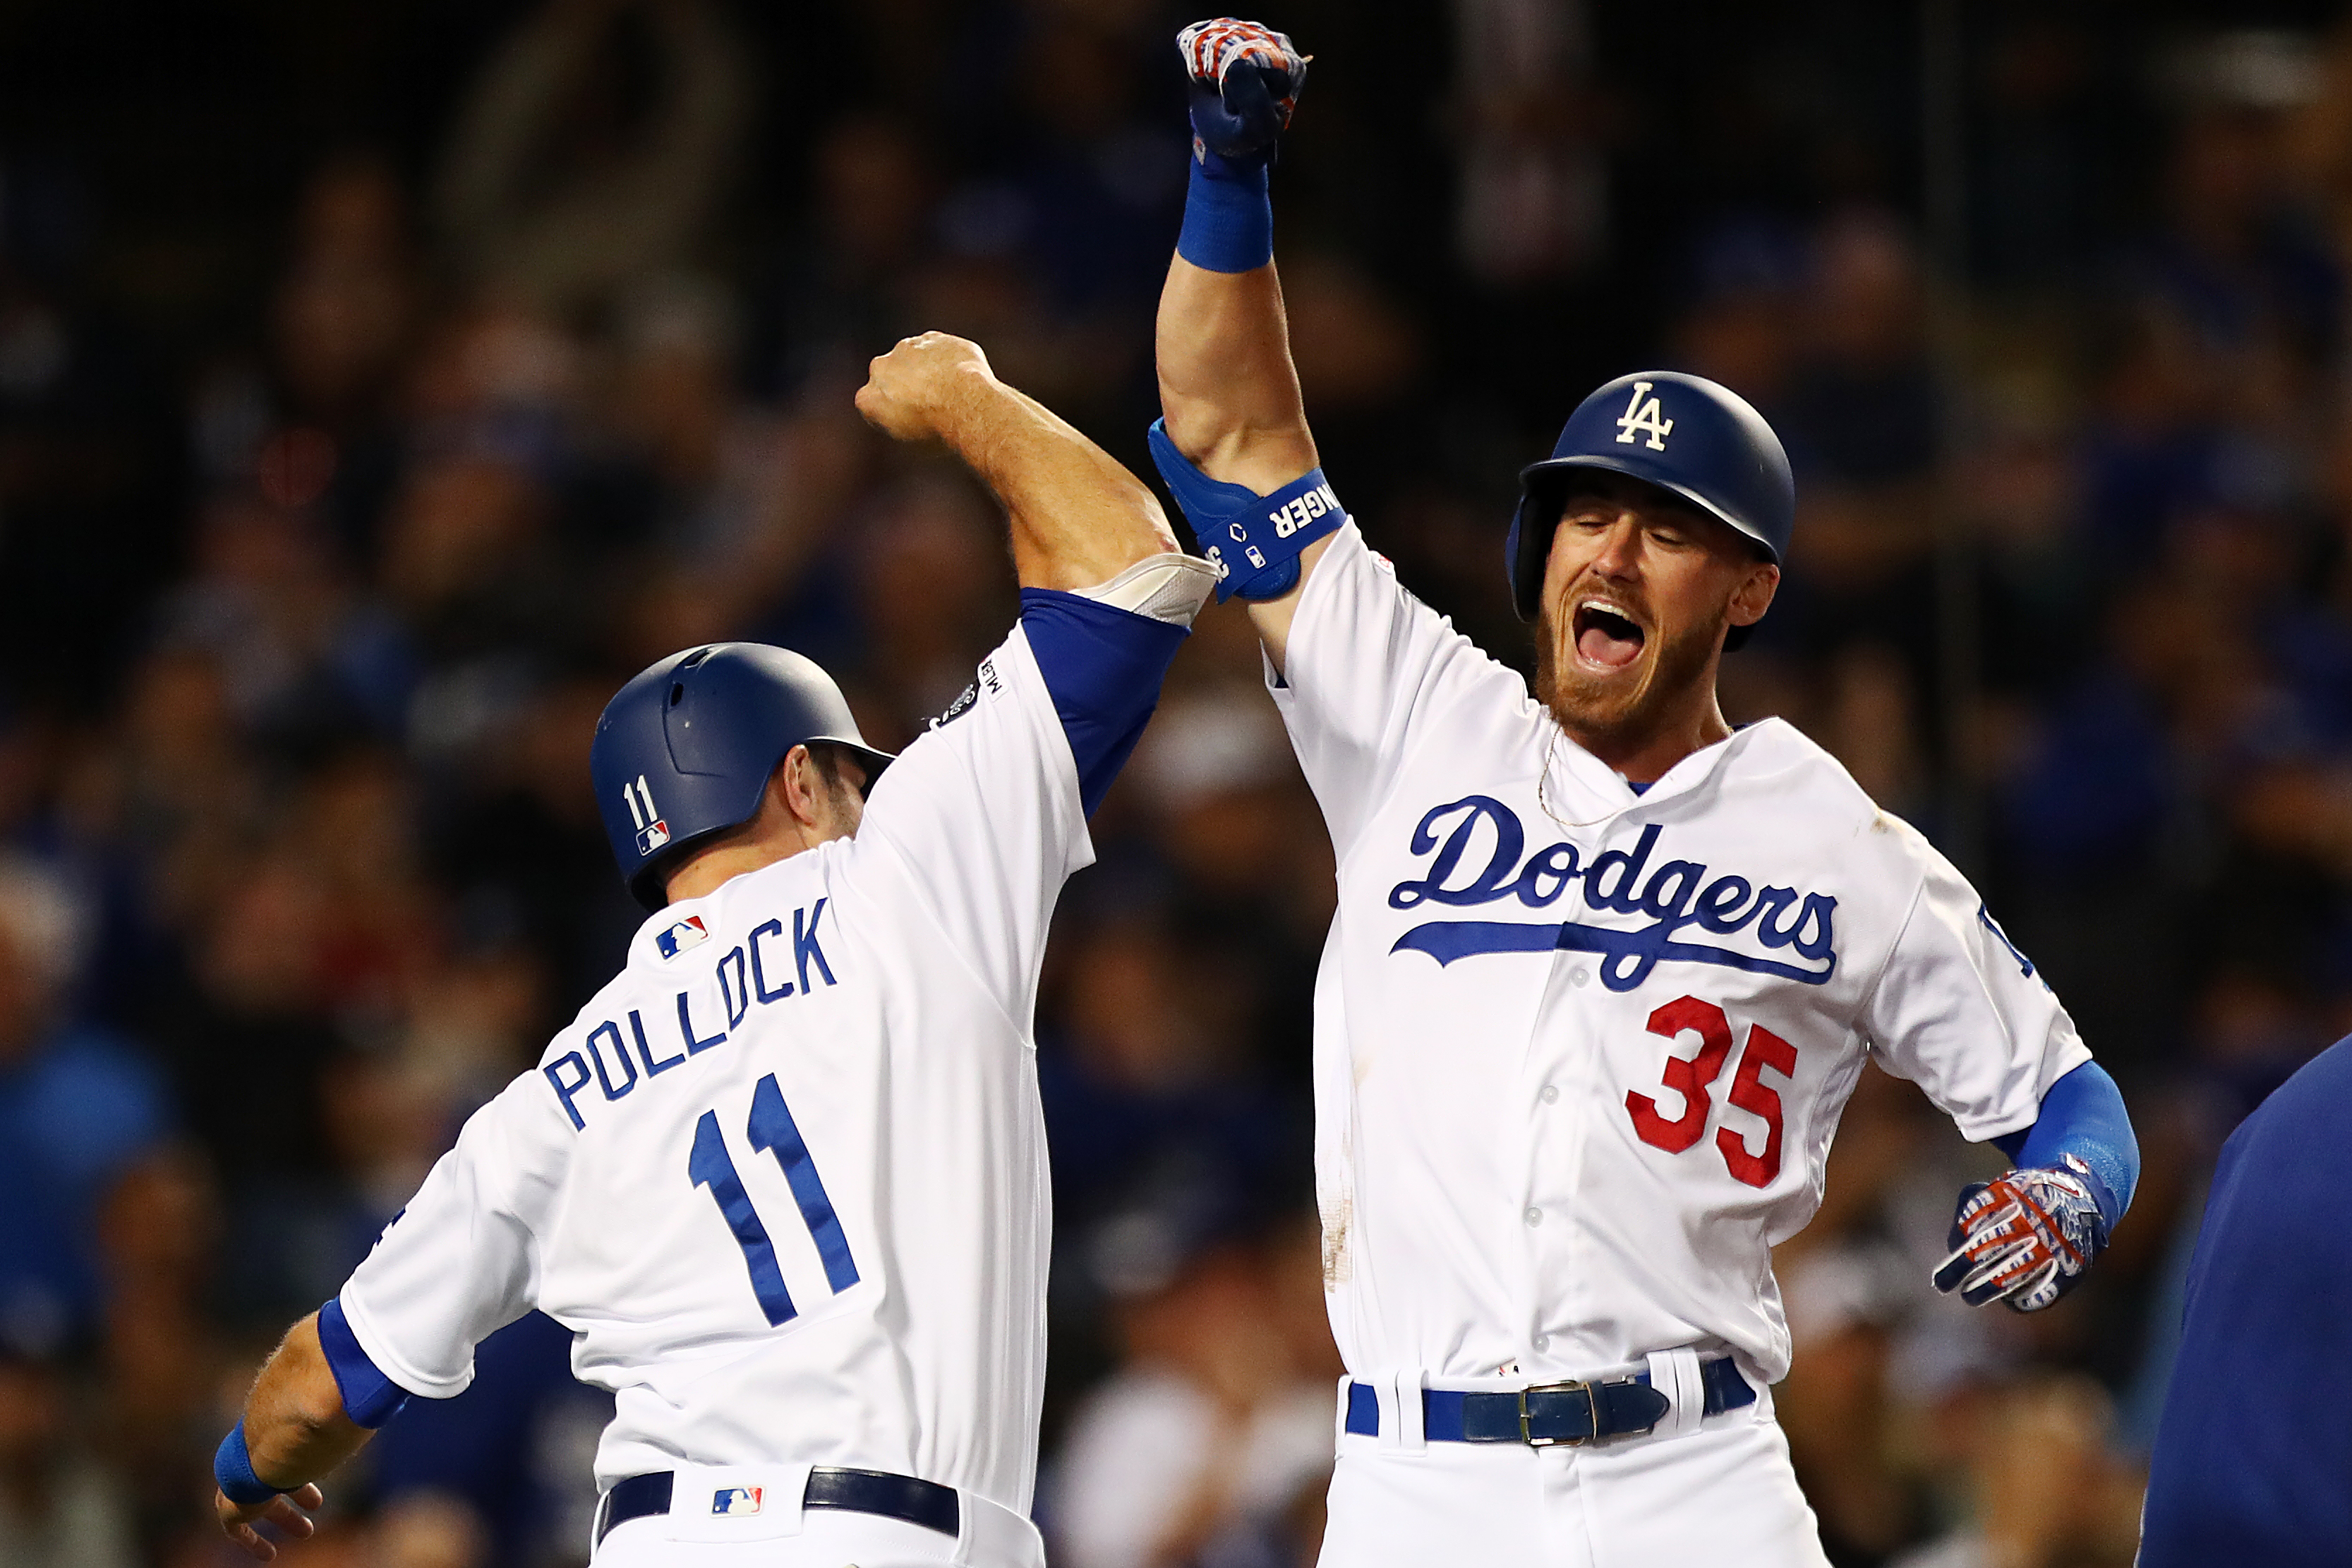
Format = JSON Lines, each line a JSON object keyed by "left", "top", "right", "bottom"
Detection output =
{"left": 688, "top": 1073, "right": 861, "bottom": 1325}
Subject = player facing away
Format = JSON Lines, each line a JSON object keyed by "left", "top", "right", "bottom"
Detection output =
{"left": 1150, "top": 20, "right": 2141, "bottom": 1565}
{"left": 207, "top": 331, "right": 1219, "bottom": 1567}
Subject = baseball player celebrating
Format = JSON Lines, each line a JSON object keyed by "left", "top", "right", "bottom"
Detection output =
{"left": 207, "top": 331, "right": 1217, "bottom": 1566}
{"left": 1150, "top": 20, "right": 2140, "bottom": 1564}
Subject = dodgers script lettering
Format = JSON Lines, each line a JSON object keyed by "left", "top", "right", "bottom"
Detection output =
{"left": 1385, "top": 795, "right": 1838, "bottom": 991}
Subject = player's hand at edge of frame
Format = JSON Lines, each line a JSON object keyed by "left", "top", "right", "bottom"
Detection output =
{"left": 216, "top": 1482, "right": 326, "bottom": 1561}
{"left": 1929, "top": 1155, "right": 2109, "bottom": 1314}
{"left": 855, "top": 332, "right": 998, "bottom": 446}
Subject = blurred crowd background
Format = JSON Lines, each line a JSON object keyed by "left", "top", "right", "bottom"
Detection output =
{"left": 0, "top": 0, "right": 2346, "bottom": 1564}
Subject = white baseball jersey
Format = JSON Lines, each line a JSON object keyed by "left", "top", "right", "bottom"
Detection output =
{"left": 1272, "top": 524, "right": 2090, "bottom": 1389}
{"left": 337, "top": 622, "right": 1085, "bottom": 1513}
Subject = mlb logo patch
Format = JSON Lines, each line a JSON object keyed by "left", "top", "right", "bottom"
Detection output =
{"left": 711, "top": 1486, "right": 763, "bottom": 1517}
{"left": 635, "top": 819, "right": 672, "bottom": 855}
{"left": 657, "top": 915, "right": 710, "bottom": 960}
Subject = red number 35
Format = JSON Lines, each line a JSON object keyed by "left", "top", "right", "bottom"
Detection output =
{"left": 1624, "top": 996, "right": 1797, "bottom": 1188}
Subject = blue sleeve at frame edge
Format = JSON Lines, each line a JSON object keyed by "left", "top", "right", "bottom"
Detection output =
{"left": 1991, "top": 1060, "right": 2139, "bottom": 1229}
{"left": 1018, "top": 589, "right": 1190, "bottom": 816}
{"left": 317, "top": 1297, "right": 416, "bottom": 1428}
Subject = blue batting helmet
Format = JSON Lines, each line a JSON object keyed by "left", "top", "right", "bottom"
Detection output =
{"left": 591, "top": 644, "right": 895, "bottom": 911}
{"left": 1505, "top": 371, "right": 1795, "bottom": 636}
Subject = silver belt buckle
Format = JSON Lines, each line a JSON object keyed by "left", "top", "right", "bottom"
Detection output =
{"left": 1517, "top": 1379, "right": 1596, "bottom": 1447}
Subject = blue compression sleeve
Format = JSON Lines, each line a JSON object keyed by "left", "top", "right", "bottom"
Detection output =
{"left": 1991, "top": 1061, "right": 2138, "bottom": 1229}
{"left": 317, "top": 1297, "right": 414, "bottom": 1428}
{"left": 1019, "top": 590, "right": 1190, "bottom": 816}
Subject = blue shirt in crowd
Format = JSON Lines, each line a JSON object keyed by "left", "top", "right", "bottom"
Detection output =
{"left": 2140, "top": 1034, "right": 2352, "bottom": 1565}
{"left": 0, "top": 1023, "right": 168, "bottom": 1351}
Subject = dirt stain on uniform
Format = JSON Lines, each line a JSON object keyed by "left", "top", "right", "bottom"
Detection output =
{"left": 1321, "top": 1192, "right": 1353, "bottom": 1287}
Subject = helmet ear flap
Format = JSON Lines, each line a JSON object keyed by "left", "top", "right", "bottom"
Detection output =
{"left": 1507, "top": 469, "right": 1569, "bottom": 623}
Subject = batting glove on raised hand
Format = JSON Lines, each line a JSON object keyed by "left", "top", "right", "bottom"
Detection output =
{"left": 1931, "top": 1154, "right": 2109, "bottom": 1313}
{"left": 1176, "top": 18, "right": 1308, "bottom": 168}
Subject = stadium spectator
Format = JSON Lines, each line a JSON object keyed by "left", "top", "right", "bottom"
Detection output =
{"left": 1048, "top": 1205, "right": 1333, "bottom": 1568}
{"left": 0, "top": 857, "right": 166, "bottom": 1358}
{"left": 0, "top": 1345, "right": 137, "bottom": 1568}
{"left": 433, "top": 0, "right": 752, "bottom": 316}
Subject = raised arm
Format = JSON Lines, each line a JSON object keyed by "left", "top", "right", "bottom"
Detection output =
{"left": 857, "top": 332, "right": 1182, "bottom": 590}
{"left": 1157, "top": 258, "right": 1317, "bottom": 490}
{"left": 1152, "top": 19, "right": 1334, "bottom": 670}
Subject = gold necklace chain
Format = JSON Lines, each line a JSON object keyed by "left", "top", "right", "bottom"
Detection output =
{"left": 1535, "top": 720, "right": 1627, "bottom": 831}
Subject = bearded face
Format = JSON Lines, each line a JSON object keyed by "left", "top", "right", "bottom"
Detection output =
{"left": 1534, "top": 580, "right": 1730, "bottom": 748}
{"left": 1528, "top": 474, "right": 1775, "bottom": 756}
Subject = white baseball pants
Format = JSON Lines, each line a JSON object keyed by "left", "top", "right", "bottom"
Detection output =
{"left": 1317, "top": 1385, "right": 1830, "bottom": 1567}
{"left": 590, "top": 1463, "right": 1045, "bottom": 1568}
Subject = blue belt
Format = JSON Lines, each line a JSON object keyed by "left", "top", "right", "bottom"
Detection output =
{"left": 595, "top": 1466, "right": 960, "bottom": 1546}
{"left": 1344, "top": 1357, "right": 1754, "bottom": 1446}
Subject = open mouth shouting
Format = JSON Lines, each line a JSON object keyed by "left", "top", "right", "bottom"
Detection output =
{"left": 1570, "top": 596, "right": 1648, "bottom": 674}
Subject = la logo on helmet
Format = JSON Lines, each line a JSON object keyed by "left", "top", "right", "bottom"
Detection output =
{"left": 1615, "top": 380, "right": 1674, "bottom": 451}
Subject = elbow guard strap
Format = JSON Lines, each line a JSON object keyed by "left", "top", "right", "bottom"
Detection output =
{"left": 1147, "top": 418, "right": 1345, "bottom": 603}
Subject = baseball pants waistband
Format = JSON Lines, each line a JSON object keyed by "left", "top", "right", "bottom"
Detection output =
{"left": 597, "top": 1465, "right": 958, "bottom": 1546}
{"left": 1344, "top": 1355, "right": 1755, "bottom": 1445}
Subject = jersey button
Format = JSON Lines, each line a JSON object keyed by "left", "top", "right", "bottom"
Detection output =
{"left": 1524, "top": 1207, "right": 1543, "bottom": 1227}
{"left": 1533, "top": 1333, "right": 1550, "bottom": 1351}
{"left": 1540, "top": 1084, "right": 1560, "bottom": 1104}
{"left": 1569, "top": 968, "right": 1591, "bottom": 988}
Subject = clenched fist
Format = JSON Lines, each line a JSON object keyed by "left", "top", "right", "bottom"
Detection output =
{"left": 855, "top": 332, "right": 996, "bottom": 444}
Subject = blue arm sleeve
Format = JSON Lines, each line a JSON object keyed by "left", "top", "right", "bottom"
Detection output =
{"left": 1018, "top": 589, "right": 1190, "bottom": 817}
{"left": 318, "top": 1296, "right": 415, "bottom": 1428}
{"left": 1991, "top": 1061, "right": 2139, "bottom": 1229}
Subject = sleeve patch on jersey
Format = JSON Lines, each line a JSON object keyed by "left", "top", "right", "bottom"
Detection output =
{"left": 1976, "top": 902, "right": 2059, "bottom": 994}
{"left": 933, "top": 681, "right": 979, "bottom": 728}
{"left": 927, "top": 658, "right": 1006, "bottom": 732}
